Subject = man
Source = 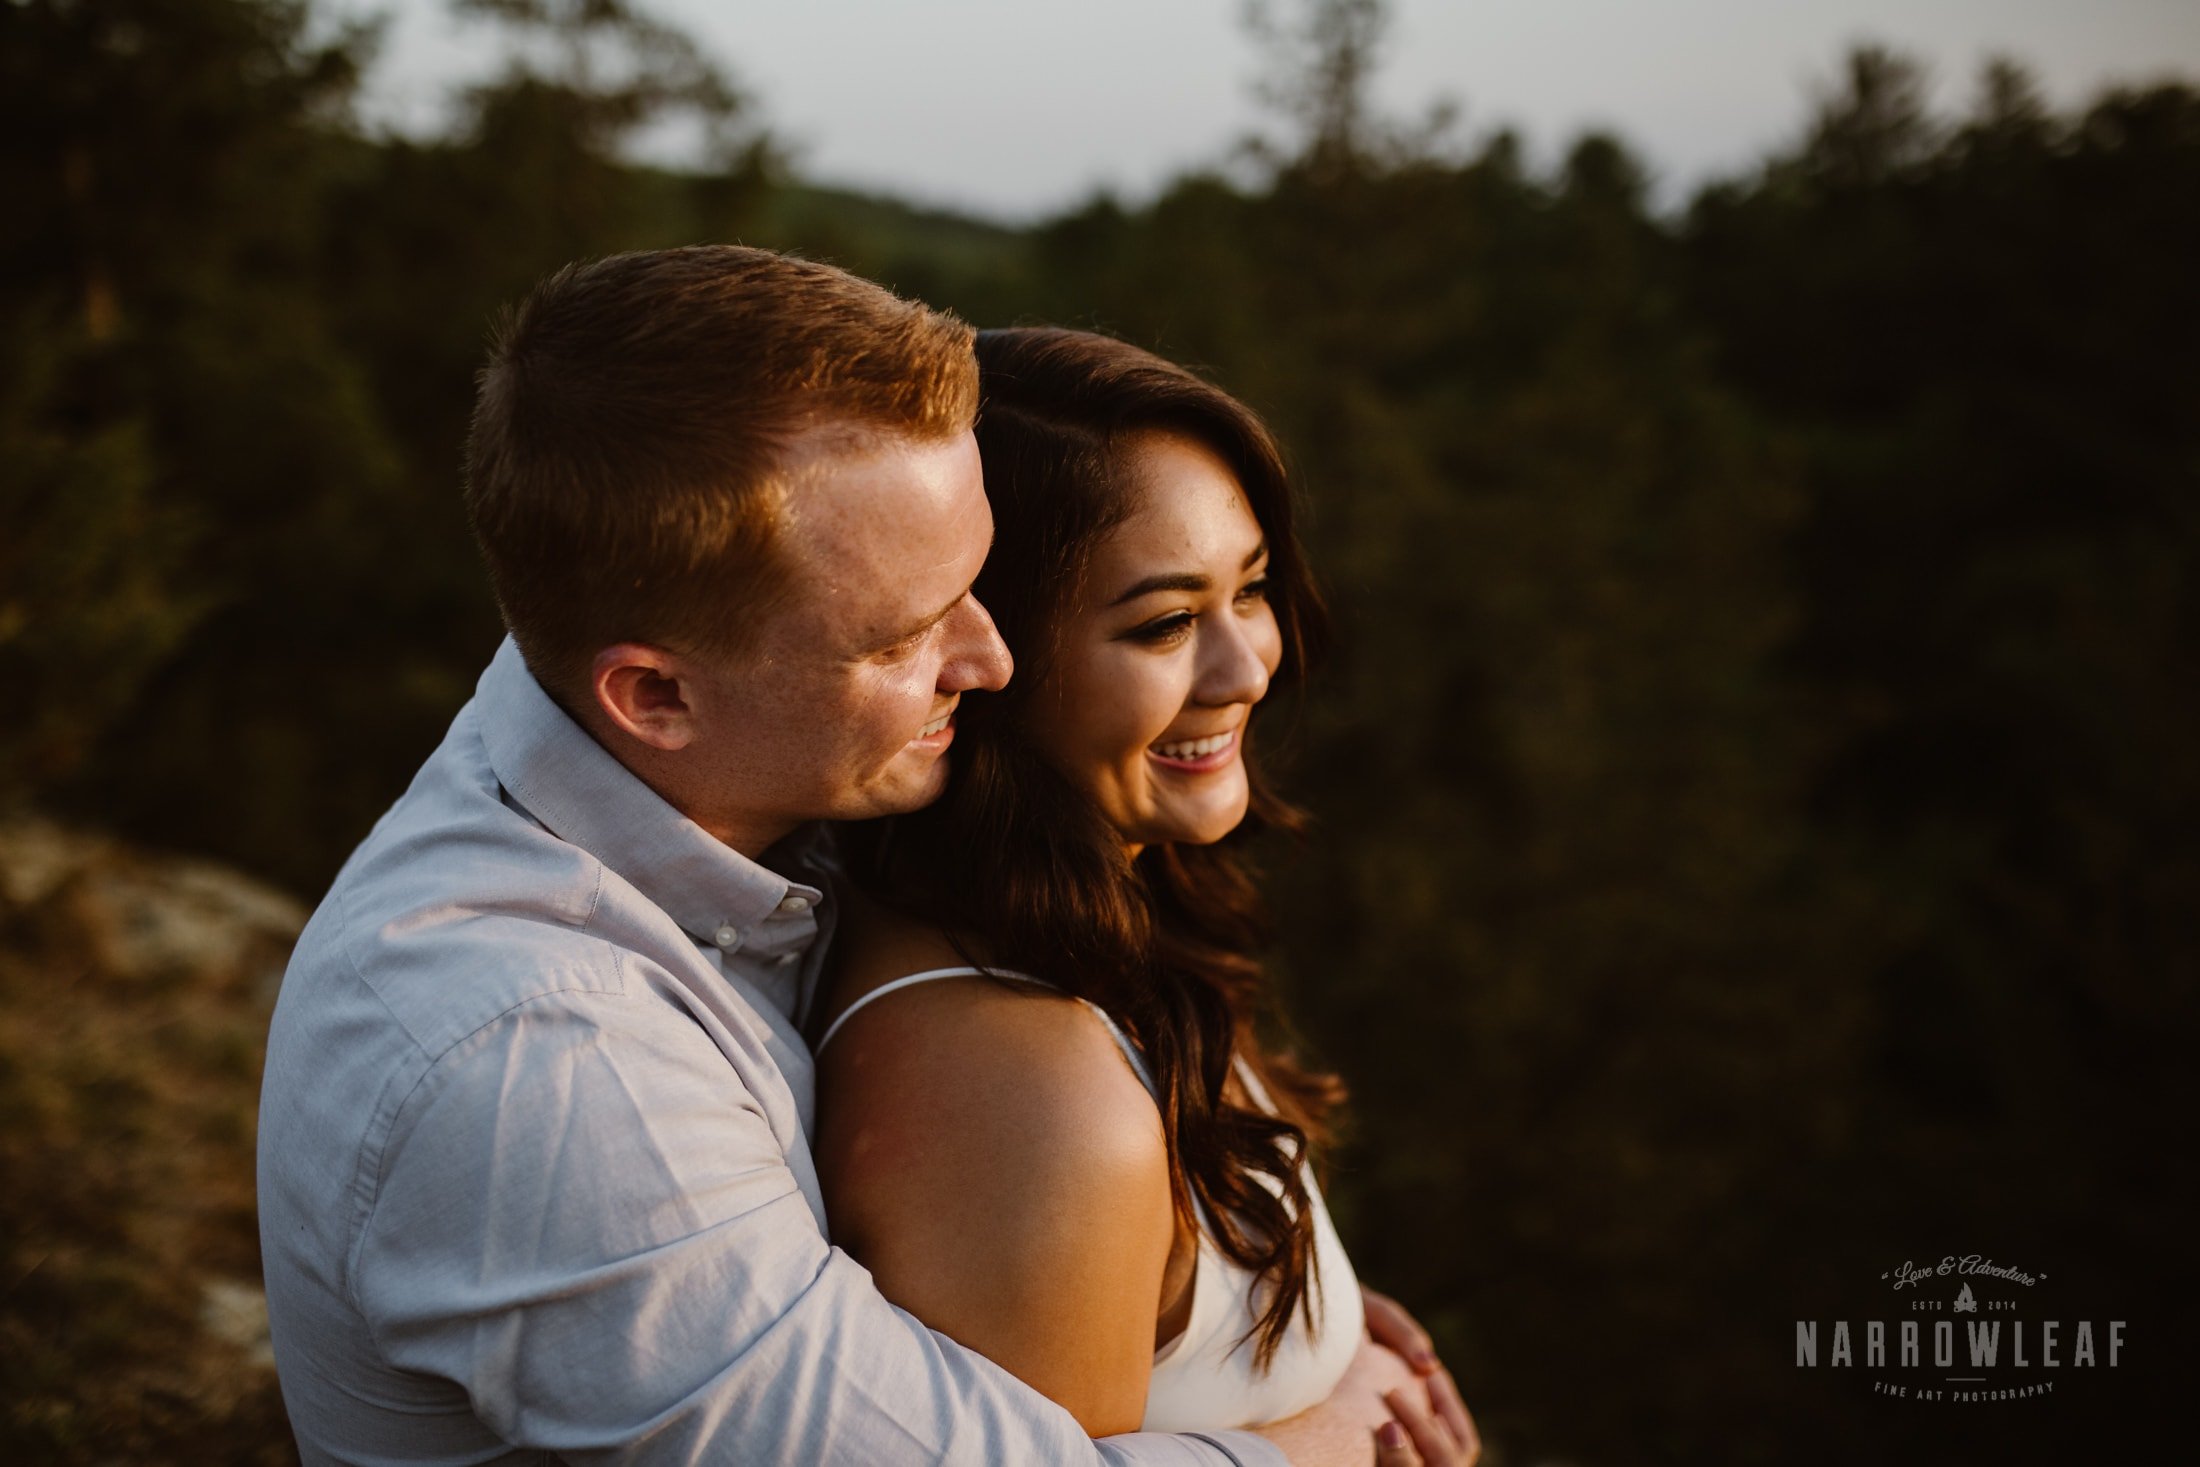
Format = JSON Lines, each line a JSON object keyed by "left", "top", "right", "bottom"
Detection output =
{"left": 259, "top": 246, "right": 1470, "bottom": 1465}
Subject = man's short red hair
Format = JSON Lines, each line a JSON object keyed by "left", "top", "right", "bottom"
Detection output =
{"left": 464, "top": 246, "right": 978, "bottom": 696}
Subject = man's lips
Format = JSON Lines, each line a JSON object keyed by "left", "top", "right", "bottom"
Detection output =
{"left": 909, "top": 706, "right": 956, "bottom": 748}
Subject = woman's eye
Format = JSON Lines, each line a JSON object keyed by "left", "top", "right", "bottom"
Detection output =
{"left": 1236, "top": 576, "right": 1271, "bottom": 606}
{"left": 1127, "top": 612, "right": 1195, "bottom": 645}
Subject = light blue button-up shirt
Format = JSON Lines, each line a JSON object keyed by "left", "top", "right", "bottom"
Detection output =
{"left": 258, "top": 637, "right": 1281, "bottom": 1466}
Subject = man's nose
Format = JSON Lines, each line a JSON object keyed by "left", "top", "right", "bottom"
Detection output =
{"left": 940, "top": 594, "right": 1013, "bottom": 693}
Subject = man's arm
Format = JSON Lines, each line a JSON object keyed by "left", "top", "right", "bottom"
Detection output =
{"left": 350, "top": 992, "right": 1277, "bottom": 1465}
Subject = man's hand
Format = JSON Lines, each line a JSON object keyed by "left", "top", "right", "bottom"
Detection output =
{"left": 1362, "top": 1287, "right": 1479, "bottom": 1467}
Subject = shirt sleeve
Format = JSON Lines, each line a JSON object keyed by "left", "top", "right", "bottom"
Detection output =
{"left": 351, "top": 992, "right": 1287, "bottom": 1467}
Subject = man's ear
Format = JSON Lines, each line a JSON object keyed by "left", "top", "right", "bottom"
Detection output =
{"left": 590, "top": 643, "right": 697, "bottom": 751}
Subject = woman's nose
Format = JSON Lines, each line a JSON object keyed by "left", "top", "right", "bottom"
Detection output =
{"left": 1197, "top": 615, "right": 1275, "bottom": 706}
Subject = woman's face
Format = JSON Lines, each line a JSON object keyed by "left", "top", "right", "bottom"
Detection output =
{"left": 1027, "top": 431, "right": 1284, "bottom": 851}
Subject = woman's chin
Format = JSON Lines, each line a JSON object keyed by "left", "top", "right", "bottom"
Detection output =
{"left": 1141, "top": 793, "right": 1253, "bottom": 848}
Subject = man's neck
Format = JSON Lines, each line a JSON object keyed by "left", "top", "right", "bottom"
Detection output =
{"left": 558, "top": 688, "right": 794, "bottom": 861}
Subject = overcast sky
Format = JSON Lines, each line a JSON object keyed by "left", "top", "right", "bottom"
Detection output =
{"left": 344, "top": 0, "right": 2200, "bottom": 219}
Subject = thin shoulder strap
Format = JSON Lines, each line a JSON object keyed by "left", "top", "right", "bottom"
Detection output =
{"left": 813, "top": 966, "right": 993, "bottom": 1054}
{"left": 812, "top": 965, "right": 1160, "bottom": 1103}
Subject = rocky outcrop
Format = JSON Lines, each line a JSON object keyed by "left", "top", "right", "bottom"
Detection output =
{"left": 0, "top": 816, "right": 306, "bottom": 993}
{"left": 0, "top": 816, "right": 305, "bottom": 1464}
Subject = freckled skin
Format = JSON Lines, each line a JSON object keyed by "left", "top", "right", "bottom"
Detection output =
{"left": 588, "top": 428, "right": 1014, "bottom": 857}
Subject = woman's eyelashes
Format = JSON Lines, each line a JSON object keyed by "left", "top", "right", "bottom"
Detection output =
{"left": 1121, "top": 576, "right": 1271, "bottom": 647}
{"left": 1125, "top": 610, "right": 1195, "bottom": 646}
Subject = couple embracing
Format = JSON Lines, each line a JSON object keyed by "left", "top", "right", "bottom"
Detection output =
{"left": 258, "top": 246, "right": 1479, "bottom": 1466}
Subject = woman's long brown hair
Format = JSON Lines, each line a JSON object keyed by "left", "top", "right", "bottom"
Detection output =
{"left": 849, "top": 327, "right": 1345, "bottom": 1367}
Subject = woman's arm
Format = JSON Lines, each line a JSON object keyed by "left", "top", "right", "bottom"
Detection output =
{"left": 814, "top": 975, "right": 1177, "bottom": 1437}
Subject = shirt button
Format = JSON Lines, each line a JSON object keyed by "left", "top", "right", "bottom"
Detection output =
{"left": 778, "top": 894, "right": 811, "bottom": 915}
{"left": 713, "top": 924, "right": 741, "bottom": 951}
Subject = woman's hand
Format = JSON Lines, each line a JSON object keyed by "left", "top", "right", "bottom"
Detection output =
{"left": 1253, "top": 1330, "right": 1476, "bottom": 1466}
{"left": 1363, "top": 1287, "right": 1479, "bottom": 1466}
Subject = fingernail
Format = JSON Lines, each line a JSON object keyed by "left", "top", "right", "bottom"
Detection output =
{"left": 1412, "top": 1348, "right": 1438, "bottom": 1371}
{"left": 1378, "top": 1422, "right": 1406, "bottom": 1449}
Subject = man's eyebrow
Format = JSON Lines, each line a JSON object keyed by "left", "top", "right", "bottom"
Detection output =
{"left": 869, "top": 589, "right": 964, "bottom": 650}
{"left": 1106, "top": 541, "right": 1268, "bottom": 608}
{"left": 866, "top": 522, "right": 996, "bottom": 651}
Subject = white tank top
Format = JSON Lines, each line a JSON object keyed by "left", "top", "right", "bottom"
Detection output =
{"left": 816, "top": 967, "right": 1364, "bottom": 1432}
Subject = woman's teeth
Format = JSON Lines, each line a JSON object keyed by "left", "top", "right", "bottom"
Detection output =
{"left": 1151, "top": 731, "right": 1233, "bottom": 761}
{"left": 918, "top": 711, "right": 952, "bottom": 738}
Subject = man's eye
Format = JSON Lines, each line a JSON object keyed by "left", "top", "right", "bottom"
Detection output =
{"left": 875, "top": 630, "right": 927, "bottom": 663}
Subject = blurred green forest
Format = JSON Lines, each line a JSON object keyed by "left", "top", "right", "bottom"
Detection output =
{"left": 2, "top": 0, "right": 2194, "bottom": 1462}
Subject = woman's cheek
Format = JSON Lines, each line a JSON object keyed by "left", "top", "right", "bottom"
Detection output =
{"left": 1254, "top": 610, "right": 1285, "bottom": 677}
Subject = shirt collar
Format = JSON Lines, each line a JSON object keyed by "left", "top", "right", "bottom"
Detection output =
{"left": 473, "top": 636, "right": 811, "bottom": 952}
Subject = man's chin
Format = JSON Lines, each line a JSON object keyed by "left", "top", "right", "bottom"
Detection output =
{"left": 839, "top": 753, "right": 953, "bottom": 823}
{"left": 905, "top": 752, "right": 954, "bottom": 810}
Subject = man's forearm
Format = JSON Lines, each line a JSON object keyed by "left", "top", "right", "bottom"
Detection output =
{"left": 1250, "top": 1409, "right": 1376, "bottom": 1466}
{"left": 347, "top": 1003, "right": 1287, "bottom": 1466}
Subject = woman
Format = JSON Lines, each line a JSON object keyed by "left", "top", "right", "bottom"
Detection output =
{"left": 812, "top": 328, "right": 1472, "bottom": 1458}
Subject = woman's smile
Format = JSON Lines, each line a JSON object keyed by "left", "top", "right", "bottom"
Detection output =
{"left": 1147, "top": 727, "right": 1241, "bottom": 771}
{"left": 1028, "top": 431, "right": 1283, "bottom": 850}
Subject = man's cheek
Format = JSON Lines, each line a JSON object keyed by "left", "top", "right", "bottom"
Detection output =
{"left": 858, "top": 661, "right": 938, "bottom": 716}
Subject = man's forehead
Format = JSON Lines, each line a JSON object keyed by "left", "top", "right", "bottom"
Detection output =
{"left": 768, "top": 426, "right": 987, "bottom": 636}
{"left": 775, "top": 426, "right": 979, "bottom": 532}
{"left": 773, "top": 419, "right": 899, "bottom": 484}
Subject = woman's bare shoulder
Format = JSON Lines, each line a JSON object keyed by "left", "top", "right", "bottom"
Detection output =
{"left": 811, "top": 908, "right": 1172, "bottom": 1435}
{"left": 818, "top": 887, "right": 970, "bottom": 1020}
{"left": 819, "top": 885, "right": 1163, "bottom": 1187}
{"left": 816, "top": 907, "right": 1163, "bottom": 1214}
{"left": 821, "top": 960, "right": 1161, "bottom": 1164}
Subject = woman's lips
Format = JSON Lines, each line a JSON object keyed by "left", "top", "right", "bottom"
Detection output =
{"left": 1147, "top": 728, "right": 1238, "bottom": 771}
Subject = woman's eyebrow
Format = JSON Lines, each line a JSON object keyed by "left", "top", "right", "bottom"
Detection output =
{"left": 1109, "top": 571, "right": 1207, "bottom": 606}
{"left": 1106, "top": 542, "right": 1268, "bottom": 608}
